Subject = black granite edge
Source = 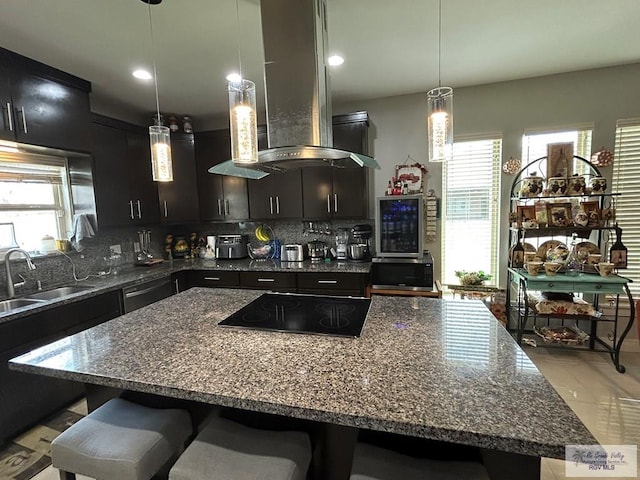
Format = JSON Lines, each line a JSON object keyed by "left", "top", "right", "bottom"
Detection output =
{"left": 7, "top": 361, "right": 575, "bottom": 460}
{"left": 0, "top": 259, "right": 370, "bottom": 324}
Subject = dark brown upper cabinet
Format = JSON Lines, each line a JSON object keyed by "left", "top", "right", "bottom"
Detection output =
{"left": 0, "top": 47, "right": 91, "bottom": 152}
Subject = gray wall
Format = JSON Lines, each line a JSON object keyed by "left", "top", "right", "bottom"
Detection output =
{"left": 336, "top": 62, "right": 640, "bottom": 285}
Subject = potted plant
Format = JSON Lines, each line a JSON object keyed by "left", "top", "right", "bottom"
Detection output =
{"left": 455, "top": 270, "right": 492, "bottom": 286}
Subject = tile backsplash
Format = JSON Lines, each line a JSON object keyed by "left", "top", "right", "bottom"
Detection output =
{"left": 0, "top": 219, "right": 373, "bottom": 298}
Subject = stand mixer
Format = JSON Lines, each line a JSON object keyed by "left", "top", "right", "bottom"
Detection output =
{"left": 348, "top": 224, "right": 373, "bottom": 262}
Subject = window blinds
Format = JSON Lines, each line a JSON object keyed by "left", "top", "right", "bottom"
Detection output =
{"left": 612, "top": 120, "right": 640, "bottom": 295}
{"left": 442, "top": 138, "right": 502, "bottom": 285}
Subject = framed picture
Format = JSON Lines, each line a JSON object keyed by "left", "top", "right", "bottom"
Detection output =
{"left": 581, "top": 201, "right": 601, "bottom": 227}
{"left": 546, "top": 202, "right": 572, "bottom": 227}
{"left": 516, "top": 205, "right": 536, "bottom": 227}
{"left": 534, "top": 200, "right": 548, "bottom": 227}
{"left": 395, "top": 162, "right": 428, "bottom": 193}
{"left": 547, "top": 142, "right": 574, "bottom": 178}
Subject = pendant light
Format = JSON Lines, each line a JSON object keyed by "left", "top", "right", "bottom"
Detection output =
{"left": 229, "top": 0, "right": 258, "bottom": 164}
{"left": 143, "top": 0, "right": 173, "bottom": 182}
{"left": 427, "top": 0, "right": 453, "bottom": 163}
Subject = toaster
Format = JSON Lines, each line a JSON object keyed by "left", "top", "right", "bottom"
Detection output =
{"left": 280, "top": 244, "right": 304, "bottom": 262}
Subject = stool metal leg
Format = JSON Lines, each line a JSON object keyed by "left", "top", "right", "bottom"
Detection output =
{"left": 58, "top": 470, "right": 76, "bottom": 480}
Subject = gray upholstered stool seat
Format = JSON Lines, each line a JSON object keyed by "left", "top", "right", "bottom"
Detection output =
{"left": 51, "top": 397, "right": 192, "bottom": 480}
{"left": 169, "top": 414, "right": 312, "bottom": 480}
{"left": 350, "top": 442, "right": 490, "bottom": 480}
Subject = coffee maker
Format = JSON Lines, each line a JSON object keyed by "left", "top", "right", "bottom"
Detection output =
{"left": 348, "top": 224, "right": 373, "bottom": 262}
{"left": 335, "top": 228, "right": 350, "bottom": 261}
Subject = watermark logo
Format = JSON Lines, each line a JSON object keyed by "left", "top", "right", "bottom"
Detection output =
{"left": 566, "top": 445, "right": 637, "bottom": 477}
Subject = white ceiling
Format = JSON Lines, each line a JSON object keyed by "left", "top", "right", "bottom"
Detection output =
{"left": 1, "top": 0, "right": 639, "bottom": 127}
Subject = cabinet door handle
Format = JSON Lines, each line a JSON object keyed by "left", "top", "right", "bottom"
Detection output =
{"left": 163, "top": 200, "right": 168, "bottom": 218}
{"left": 174, "top": 279, "right": 180, "bottom": 294}
{"left": 204, "top": 277, "right": 221, "bottom": 281}
{"left": 217, "top": 199, "right": 223, "bottom": 216}
{"left": 334, "top": 193, "right": 338, "bottom": 213}
{"left": 19, "top": 106, "right": 27, "bottom": 133}
{"left": 269, "top": 196, "right": 274, "bottom": 215}
{"left": 129, "top": 200, "right": 134, "bottom": 219}
{"left": 225, "top": 199, "right": 230, "bottom": 215}
{"left": 136, "top": 200, "right": 142, "bottom": 219}
{"left": 5, "top": 103, "right": 13, "bottom": 131}
{"left": 275, "top": 196, "right": 280, "bottom": 214}
{"left": 318, "top": 280, "right": 338, "bottom": 284}
{"left": 327, "top": 194, "right": 331, "bottom": 213}
{"left": 257, "top": 278, "right": 275, "bottom": 282}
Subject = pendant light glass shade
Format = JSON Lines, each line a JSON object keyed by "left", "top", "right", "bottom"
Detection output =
{"left": 427, "top": 86, "right": 453, "bottom": 162}
{"left": 149, "top": 125, "right": 173, "bottom": 181}
{"left": 229, "top": 79, "right": 258, "bottom": 164}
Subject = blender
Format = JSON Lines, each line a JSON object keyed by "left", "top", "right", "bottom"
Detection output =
{"left": 335, "top": 228, "right": 349, "bottom": 260}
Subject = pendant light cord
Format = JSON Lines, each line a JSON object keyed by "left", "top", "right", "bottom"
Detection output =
{"left": 437, "top": 0, "right": 442, "bottom": 88}
{"left": 235, "top": 0, "right": 243, "bottom": 79}
{"left": 147, "top": 2, "right": 162, "bottom": 124}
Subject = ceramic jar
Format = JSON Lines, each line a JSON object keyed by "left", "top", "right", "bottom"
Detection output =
{"left": 547, "top": 177, "right": 567, "bottom": 196}
{"left": 590, "top": 176, "right": 607, "bottom": 193}
{"left": 567, "top": 175, "right": 586, "bottom": 195}
{"left": 520, "top": 175, "right": 544, "bottom": 197}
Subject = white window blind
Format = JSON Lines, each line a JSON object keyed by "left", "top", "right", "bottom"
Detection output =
{"left": 612, "top": 119, "right": 640, "bottom": 295}
{"left": 442, "top": 137, "right": 501, "bottom": 286}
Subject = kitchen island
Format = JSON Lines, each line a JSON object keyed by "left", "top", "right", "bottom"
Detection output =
{"left": 10, "top": 288, "right": 595, "bottom": 479}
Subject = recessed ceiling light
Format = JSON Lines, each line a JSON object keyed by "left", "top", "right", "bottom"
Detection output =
{"left": 132, "top": 69, "right": 153, "bottom": 80}
{"left": 226, "top": 73, "right": 242, "bottom": 83}
{"left": 328, "top": 55, "right": 344, "bottom": 66}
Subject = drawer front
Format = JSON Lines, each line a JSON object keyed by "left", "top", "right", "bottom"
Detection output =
{"left": 239, "top": 272, "right": 296, "bottom": 290}
{"left": 526, "top": 280, "right": 575, "bottom": 292}
{"left": 189, "top": 270, "right": 240, "bottom": 288}
{"left": 297, "top": 273, "right": 366, "bottom": 296}
{"left": 526, "top": 280, "right": 624, "bottom": 295}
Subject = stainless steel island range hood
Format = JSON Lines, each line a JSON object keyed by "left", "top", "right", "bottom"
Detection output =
{"left": 210, "top": 0, "right": 379, "bottom": 179}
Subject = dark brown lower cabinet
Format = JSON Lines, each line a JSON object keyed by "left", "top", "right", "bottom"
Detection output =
{"left": 0, "top": 291, "right": 121, "bottom": 444}
{"left": 188, "top": 270, "right": 241, "bottom": 289}
{"left": 297, "top": 272, "right": 368, "bottom": 297}
{"left": 239, "top": 272, "right": 297, "bottom": 292}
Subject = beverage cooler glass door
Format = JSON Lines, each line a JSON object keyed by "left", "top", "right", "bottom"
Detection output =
{"left": 375, "top": 194, "right": 423, "bottom": 258}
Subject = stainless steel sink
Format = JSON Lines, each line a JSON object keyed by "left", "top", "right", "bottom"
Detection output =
{"left": 25, "top": 285, "right": 94, "bottom": 301}
{"left": 0, "top": 298, "right": 46, "bottom": 313}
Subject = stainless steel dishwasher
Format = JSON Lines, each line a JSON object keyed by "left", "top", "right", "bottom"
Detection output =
{"left": 122, "top": 277, "right": 173, "bottom": 313}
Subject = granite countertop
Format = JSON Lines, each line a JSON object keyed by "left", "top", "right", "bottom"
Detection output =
{"left": 0, "top": 258, "right": 371, "bottom": 324}
{"left": 10, "top": 288, "right": 595, "bottom": 459}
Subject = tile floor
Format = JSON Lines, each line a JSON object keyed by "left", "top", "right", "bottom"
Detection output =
{"left": 28, "top": 348, "right": 640, "bottom": 480}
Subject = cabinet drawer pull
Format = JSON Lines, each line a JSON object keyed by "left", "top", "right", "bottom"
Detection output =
{"left": 5, "top": 102, "right": 13, "bottom": 131}
{"left": 163, "top": 200, "right": 168, "bottom": 218}
{"left": 547, "top": 282, "right": 554, "bottom": 288}
{"left": 595, "top": 284, "right": 602, "bottom": 290}
{"left": 19, "top": 106, "right": 27, "bottom": 133}
{"left": 174, "top": 279, "right": 180, "bottom": 293}
{"left": 129, "top": 200, "right": 134, "bottom": 219}
{"left": 318, "top": 280, "right": 338, "bottom": 284}
{"left": 257, "top": 278, "right": 275, "bottom": 282}
{"left": 204, "top": 277, "right": 221, "bottom": 281}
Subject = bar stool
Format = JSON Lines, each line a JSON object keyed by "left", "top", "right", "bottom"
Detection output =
{"left": 169, "top": 413, "right": 312, "bottom": 480}
{"left": 350, "top": 442, "right": 490, "bottom": 480}
{"left": 51, "top": 397, "right": 192, "bottom": 480}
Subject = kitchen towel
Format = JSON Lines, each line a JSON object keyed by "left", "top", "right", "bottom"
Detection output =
{"left": 69, "top": 214, "right": 96, "bottom": 252}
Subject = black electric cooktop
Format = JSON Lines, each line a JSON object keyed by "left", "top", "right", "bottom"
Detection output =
{"left": 218, "top": 293, "right": 371, "bottom": 337}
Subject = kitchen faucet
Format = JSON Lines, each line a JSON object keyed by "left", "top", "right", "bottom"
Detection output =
{"left": 4, "top": 248, "right": 36, "bottom": 298}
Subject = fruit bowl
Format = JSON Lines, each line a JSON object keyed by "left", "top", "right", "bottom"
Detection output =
{"left": 248, "top": 242, "right": 274, "bottom": 260}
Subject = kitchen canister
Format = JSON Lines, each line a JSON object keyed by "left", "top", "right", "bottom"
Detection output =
{"left": 567, "top": 175, "right": 586, "bottom": 195}
{"left": 547, "top": 177, "right": 567, "bottom": 196}
{"left": 519, "top": 174, "right": 544, "bottom": 197}
{"left": 590, "top": 176, "right": 607, "bottom": 193}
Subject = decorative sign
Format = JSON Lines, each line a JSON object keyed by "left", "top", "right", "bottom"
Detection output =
{"left": 395, "top": 162, "right": 428, "bottom": 193}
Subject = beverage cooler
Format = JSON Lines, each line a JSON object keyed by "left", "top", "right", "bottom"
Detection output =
{"left": 375, "top": 194, "right": 423, "bottom": 258}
